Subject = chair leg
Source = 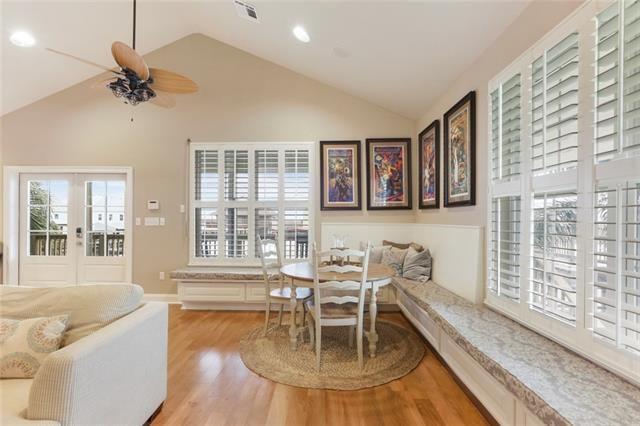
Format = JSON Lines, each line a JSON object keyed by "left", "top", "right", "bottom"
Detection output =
{"left": 263, "top": 301, "right": 271, "bottom": 336}
{"left": 277, "top": 304, "right": 284, "bottom": 326}
{"left": 301, "top": 303, "right": 306, "bottom": 328}
{"left": 348, "top": 325, "right": 355, "bottom": 348}
{"left": 308, "top": 315, "right": 315, "bottom": 346}
{"left": 315, "top": 322, "right": 322, "bottom": 372}
{"left": 357, "top": 320, "right": 364, "bottom": 370}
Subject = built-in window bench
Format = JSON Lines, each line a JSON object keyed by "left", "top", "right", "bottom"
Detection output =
{"left": 393, "top": 277, "right": 640, "bottom": 426}
{"left": 171, "top": 267, "right": 397, "bottom": 310}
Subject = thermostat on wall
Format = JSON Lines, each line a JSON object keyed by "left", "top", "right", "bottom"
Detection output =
{"left": 147, "top": 200, "right": 160, "bottom": 210}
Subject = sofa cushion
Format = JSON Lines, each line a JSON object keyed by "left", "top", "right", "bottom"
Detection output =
{"left": 0, "top": 284, "right": 143, "bottom": 346}
{"left": 0, "top": 379, "right": 60, "bottom": 425}
{"left": 0, "top": 316, "right": 69, "bottom": 379}
{"left": 402, "top": 247, "right": 432, "bottom": 281}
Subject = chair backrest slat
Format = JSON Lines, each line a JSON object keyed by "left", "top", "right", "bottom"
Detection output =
{"left": 317, "top": 264, "right": 363, "bottom": 274}
{"left": 319, "top": 295, "right": 359, "bottom": 305}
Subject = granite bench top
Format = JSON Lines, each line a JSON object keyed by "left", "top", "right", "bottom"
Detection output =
{"left": 392, "top": 277, "right": 640, "bottom": 426}
{"left": 170, "top": 267, "right": 279, "bottom": 282}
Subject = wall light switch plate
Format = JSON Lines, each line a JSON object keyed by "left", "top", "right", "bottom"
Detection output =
{"left": 144, "top": 217, "right": 160, "bottom": 226}
{"left": 159, "top": 217, "right": 166, "bottom": 226}
{"left": 135, "top": 217, "right": 141, "bottom": 226}
{"left": 180, "top": 204, "right": 185, "bottom": 213}
{"left": 159, "top": 272, "right": 165, "bottom": 280}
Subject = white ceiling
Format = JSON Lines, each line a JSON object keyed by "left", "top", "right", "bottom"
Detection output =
{"left": 1, "top": 0, "right": 532, "bottom": 119}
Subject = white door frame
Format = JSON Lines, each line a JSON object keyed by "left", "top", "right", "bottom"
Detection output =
{"left": 3, "top": 166, "right": 134, "bottom": 286}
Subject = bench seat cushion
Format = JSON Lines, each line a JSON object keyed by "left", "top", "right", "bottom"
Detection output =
{"left": 171, "top": 268, "right": 279, "bottom": 282}
{"left": 392, "top": 277, "right": 640, "bottom": 426}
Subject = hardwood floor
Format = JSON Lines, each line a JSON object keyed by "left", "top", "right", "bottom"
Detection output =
{"left": 152, "top": 305, "right": 489, "bottom": 426}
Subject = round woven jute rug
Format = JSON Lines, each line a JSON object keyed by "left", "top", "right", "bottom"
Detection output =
{"left": 239, "top": 320, "right": 425, "bottom": 390}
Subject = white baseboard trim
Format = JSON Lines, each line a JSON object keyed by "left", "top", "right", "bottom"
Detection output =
{"left": 143, "top": 293, "right": 180, "bottom": 304}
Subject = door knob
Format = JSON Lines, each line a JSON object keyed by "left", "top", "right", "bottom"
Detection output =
{"left": 76, "top": 227, "right": 83, "bottom": 238}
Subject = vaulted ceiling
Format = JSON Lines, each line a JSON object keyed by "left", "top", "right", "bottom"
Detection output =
{"left": 1, "top": 0, "right": 533, "bottom": 118}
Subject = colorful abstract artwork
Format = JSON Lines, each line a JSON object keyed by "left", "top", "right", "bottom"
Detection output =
{"left": 444, "top": 91, "right": 476, "bottom": 207}
{"left": 419, "top": 120, "right": 440, "bottom": 209}
{"left": 320, "top": 141, "right": 361, "bottom": 210}
{"left": 366, "top": 138, "right": 412, "bottom": 210}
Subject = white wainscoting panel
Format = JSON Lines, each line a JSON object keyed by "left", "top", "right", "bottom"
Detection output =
{"left": 322, "top": 222, "right": 484, "bottom": 303}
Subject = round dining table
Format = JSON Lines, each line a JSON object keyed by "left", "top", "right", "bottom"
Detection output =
{"left": 279, "top": 262, "right": 395, "bottom": 358}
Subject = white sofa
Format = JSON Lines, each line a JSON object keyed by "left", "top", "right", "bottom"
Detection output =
{"left": 0, "top": 302, "right": 168, "bottom": 426}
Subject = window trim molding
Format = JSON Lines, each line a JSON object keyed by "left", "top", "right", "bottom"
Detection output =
{"left": 187, "top": 141, "right": 316, "bottom": 267}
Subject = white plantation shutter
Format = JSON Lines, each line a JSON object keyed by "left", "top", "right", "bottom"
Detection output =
{"left": 530, "top": 192, "right": 578, "bottom": 324}
{"left": 285, "top": 150, "right": 310, "bottom": 200}
{"left": 491, "top": 74, "right": 522, "bottom": 181}
{"left": 255, "top": 150, "right": 279, "bottom": 201}
{"left": 593, "top": 181, "right": 640, "bottom": 354}
{"left": 190, "top": 143, "right": 313, "bottom": 263}
{"left": 194, "top": 150, "right": 219, "bottom": 202}
{"left": 531, "top": 33, "right": 579, "bottom": 175}
{"left": 224, "top": 150, "right": 249, "bottom": 201}
{"left": 284, "top": 208, "right": 309, "bottom": 259}
{"left": 489, "top": 197, "right": 522, "bottom": 301}
{"left": 595, "top": 1, "right": 640, "bottom": 162}
{"left": 225, "top": 207, "right": 248, "bottom": 258}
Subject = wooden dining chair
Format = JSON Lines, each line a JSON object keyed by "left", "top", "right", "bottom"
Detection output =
{"left": 306, "top": 242, "right": 371, "bottom": 371}
{"left": 258, "top": 236, "right": 312, "bottom": 336}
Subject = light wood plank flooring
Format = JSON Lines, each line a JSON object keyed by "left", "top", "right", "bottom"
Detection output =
{"left": 152, "top": 305, "right": 489, "bottom": 426}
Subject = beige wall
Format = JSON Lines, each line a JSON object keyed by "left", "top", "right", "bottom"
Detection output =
{"left": 415, "top": 0, "right": 583, "bottom": 227}
{"left": 1, "top": 34, "right": 415, "bottom": 293}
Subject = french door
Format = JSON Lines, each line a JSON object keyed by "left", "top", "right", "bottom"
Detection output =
{"left": 19, "top": 173, "right": 130, "bottom": 286}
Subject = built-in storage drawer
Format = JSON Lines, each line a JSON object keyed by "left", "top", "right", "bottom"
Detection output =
{"left": 245, "top": 284, "right": 267, "bottom": 302}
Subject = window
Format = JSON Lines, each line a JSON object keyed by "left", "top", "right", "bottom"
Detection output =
{"left": 593, "top": 181, "right": 640, "bottom": 354}
{"left": 190, "top": 143, "right": 313, "bottom": 264}
{"left": 595, "top": 1, "right": 640, "bottom": 162}
{"left": 27, "top": 180, "right": 69, "bottom": 256}
{"left": 487, "top": 1, "right": 640, "bottom": 383}
{"left": 531, "top": 33, "right": 579, "bottom": 175}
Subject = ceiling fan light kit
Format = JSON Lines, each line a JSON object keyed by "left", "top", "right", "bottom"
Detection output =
{"left": 45, "top": 0, "right": 198, "bottom": 109}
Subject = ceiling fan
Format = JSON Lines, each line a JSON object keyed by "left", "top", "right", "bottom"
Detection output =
{"left": 46, "top": 0, "right": 198, "bottom": 108}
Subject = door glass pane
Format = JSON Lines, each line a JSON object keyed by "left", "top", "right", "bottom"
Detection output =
{"left": 30, "top": 207, "right": 48, "bottom": 230}
{"left": 86, "top": 233, "right": 105, "bottom": 256}
{"left": 29, "top": 232, "right": 47, "bottom": 256}
{"left": 27, "top": 179, "right": 68, "bottom": 257}
{"left": 85, "top": 180, "right": 125, "bottom": 257}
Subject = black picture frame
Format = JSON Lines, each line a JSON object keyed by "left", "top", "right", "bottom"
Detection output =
{"left": 443, "top": 91, "right": 476, "bottom": 207}
{"left": 365, "top": 138, "right": 412, "bottom": 210}
{"left": 319, "top": 140, "right": 362, "bottom": 211}
{"left": 418, "top": 120, "right": 440, "bottom": 209}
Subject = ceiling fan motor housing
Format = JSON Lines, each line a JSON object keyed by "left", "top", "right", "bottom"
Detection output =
{"left": 108, "top": 68, "right": 156, "bottom": 105}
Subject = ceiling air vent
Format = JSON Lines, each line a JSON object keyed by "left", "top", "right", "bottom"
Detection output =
{"left": 234, "top": 1, "right": 259, "bottom": 22}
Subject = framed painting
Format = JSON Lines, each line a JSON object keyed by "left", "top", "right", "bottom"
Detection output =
{"left": 444, "top": 91, "right": 476, "bottom": 207}
{"left": 365, "top": 138, "right": 412, "bottom": 210}
{"left": 320, "top": 140, "right": 361, "bottom": 210}
{"left": 418, "top": 120, "right": 440, "bottom": 209}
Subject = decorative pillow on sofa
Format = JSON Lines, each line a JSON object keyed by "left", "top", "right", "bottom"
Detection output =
{"left": 0, "top": 315, "right": 69, "bottom": 378}
{"left": 402, "top": 247, "right": 432, "bottom": 281}
{"left": 0, "top": 284, "right": 143, "bottom": 347}
{"left": 381, "top": 247, "right": 408, "bottom": 275}
{"left": 382, "top": 240, "right": 424, "bottom": 252}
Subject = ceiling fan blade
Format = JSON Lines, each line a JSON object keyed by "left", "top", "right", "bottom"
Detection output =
{"left": 150, "top": 91, "right": 176, "bottom": 109}
{"left": 111, "top": 41, "right": 149, "bottom": 80}
{"left": 46, "top": 48, "right": 118, "bottom": 73}
{"left": 148, "top": 68, "right": 198, "bottom": 94}
{"left": 90, "top": 77, "right": 117, "bottom": 89}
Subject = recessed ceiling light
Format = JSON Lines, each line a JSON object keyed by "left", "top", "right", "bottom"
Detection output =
{"left": 292, "top": 26, "right": 310, "bottom": 43}
{"left": 10, "top": 31, "right": 36, "bottom": 47}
